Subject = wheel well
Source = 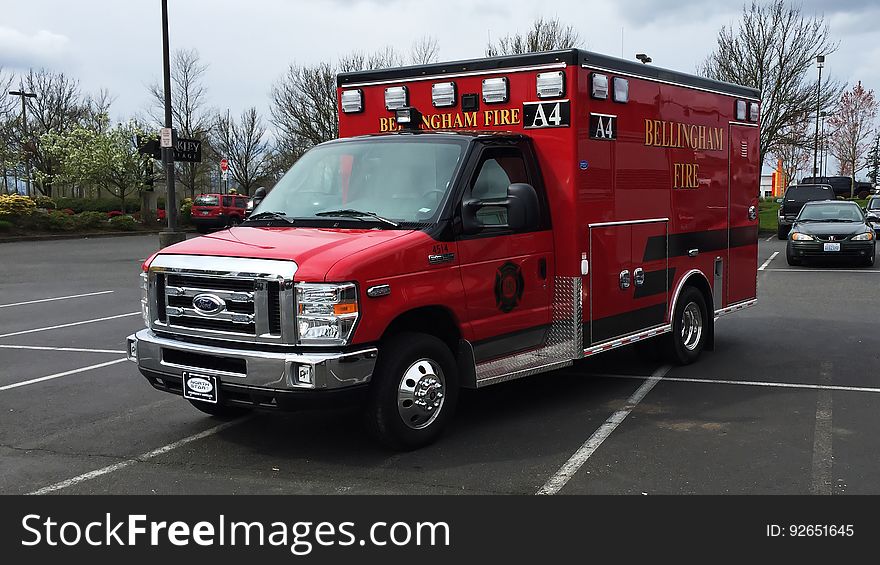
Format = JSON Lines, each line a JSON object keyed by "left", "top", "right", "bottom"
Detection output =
{"left": 381, "top": 306, "right": 461, "bottom": 352}
{"left": 679, "top": 273, "right": 715, "bottom": 351}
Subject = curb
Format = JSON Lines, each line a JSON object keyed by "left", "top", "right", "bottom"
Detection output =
{"left": 0, "top": 229, "right": 195, "bottom": 244}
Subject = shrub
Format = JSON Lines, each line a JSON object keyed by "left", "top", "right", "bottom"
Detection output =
{"left": 33, "top": 195, "right": 57, "bottom": 209}
{"left": 0, "top": 220, "right": 13, "bottom": 232}
{"left": 73, "top": 211, "right": 108, "bottom": 230}
{"left": 46, "top": 210, "right": 75, "bottom": 231}
{"left": 0, "top": 194, "right": 37, "bottom": 218}
{"left": 109, "top": 215, "right": 138, "bottom": 231}
{"left": 180, "top": 198, "right": 193, "bottom": 225}
{"left": 53, "top": 197, "right": 141, "bottom": 214}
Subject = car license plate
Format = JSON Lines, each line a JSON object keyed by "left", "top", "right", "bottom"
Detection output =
{"left": 823, "top": 242, "right": 841, "bottom": 252}
{"left": 182, "top": 372, "right": 218, "bottom": 403}
{"left": 200, "top": 210, "right": 209, "bottom": 215}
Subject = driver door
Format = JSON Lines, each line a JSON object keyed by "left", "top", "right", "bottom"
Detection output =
{"left": 455, "top": 143, "right": 554, "bottom": 362}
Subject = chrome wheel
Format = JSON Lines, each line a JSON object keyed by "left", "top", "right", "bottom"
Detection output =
{"left": 681, "top": 301, "right": 703, "bottom": 351}
{"left": 397, "top": 358, "right": 446, "bottom": 430}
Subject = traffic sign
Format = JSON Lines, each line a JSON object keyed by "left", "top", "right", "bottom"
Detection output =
{"left": 160, "top": 128, "right": 173, "bottom": 148}
{"left": 220, "top": 158, "right": 229, "bottom": 172}
{"left": 221, "top": 170, "right": 228, "bottom": 181}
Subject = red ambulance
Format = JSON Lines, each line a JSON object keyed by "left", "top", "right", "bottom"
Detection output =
{"left": 128, "top": 49, "right": 760, "bottom": 449}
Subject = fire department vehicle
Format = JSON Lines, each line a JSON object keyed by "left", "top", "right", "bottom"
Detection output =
{"left": 128, "top": 49, "right": 760, "bottom": 449}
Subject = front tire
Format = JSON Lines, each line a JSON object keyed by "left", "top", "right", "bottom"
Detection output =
{"left": 364, "top": 332, "right": 459, "bottom": 450}
{"left": 777, "top": 224, "right": 788, "bottom": 240}
{"left": 666, "top": 287, "right": 707, "bottom": 365}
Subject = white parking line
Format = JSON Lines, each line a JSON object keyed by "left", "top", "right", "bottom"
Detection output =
{"left": 0, "top": 290, "right": 114, "bottom": 309}
{"left": 29, "top": 418, "right": 249, "bottom": 495}
{"left": 537, "top": 365, "right": 671, "bottom": 495}
{"left": 764, "top": 268, "right": 879, "bottom": 273}
{"left": 758, "top": 251, "right": 779, "bottom": 271}
{"left": 765, "top": 235, "right": 775, "bottom": 242}
{"left": 0, "top": 344, "right": 126, "bottom": 354}
{"left": 810, "top": 362, "right": 833, "bottom": 496}
{"left": 594, "top": 373, "right": 880, "bottom": 394}
{"left": 0, "top": 358, "right": 127, "bottom": 392}
{"left": 0, "top": 312, "right": 139, "bottom": 339}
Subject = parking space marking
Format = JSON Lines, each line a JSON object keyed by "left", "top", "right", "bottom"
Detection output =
{"left": 811, "top": 362, "right": 833, "bottom": 496}
{"left": 28, "top": 418, "right": 250, "bottom": 495}
{"left": 765, "top": 235, "right": 775, "bottom": 242}
{"left": 537, "top": 364, "right": 671, "bottom": 495}
{"left": 0, "top": 344, "right": 126, "bottom": 354}
{"left": 758, "top": 251, "right": 779, "bottom": 271}
{"left": 0, "top": 358, "right": 127, "bottom": 392}
{"left": 595, "top": 373, "right": 880, "bottom": 394}
{"left": 0, "top": 290, "right": 114, "bottom": 309}
{"left": 764, "top": 268, "right": 880, "bottom": 274}
{"left": 0, "top": 312, "right": 139, "bottom": 339}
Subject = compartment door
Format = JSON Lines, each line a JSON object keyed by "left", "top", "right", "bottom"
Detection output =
{"left": 728, "top": 125, "right": 759, "bottom": 305}
{"left": 588, "top": 224, "right": 632, "bottom": 344}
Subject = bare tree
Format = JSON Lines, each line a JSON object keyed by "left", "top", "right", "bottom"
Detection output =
{"left": 19, "top": 69, "right": 86, "bottom": 196}
{"left": 699, "top": 0, "right": 842, "bottom": 165}
{"left": 828, "top": 82, "right": 878, "bottom": 196}
{"left": 771, "top": 116, "right": 812, "bottom": 188}
{"left": 271, "top": 47, "right": 407, "bottom": 164}
{"left": 410, "top": 35, "right": 439, "bottom": 65}
{"left": 82, "top": 88, "right": 115, "bottom": 134}
{"left": 212, "top": 107, "right": 270, "bottom": 195}
{"left": 486, "top": 17, "right": 582, "bottom": 57}
{"left": 149, "top": 48, "right": 212, "bottom": 198}
{"left": 0, "top": 67, "right": 17, "bottom": 193}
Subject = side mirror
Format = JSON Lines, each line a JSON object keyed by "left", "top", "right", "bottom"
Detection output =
{"left": 776, "top": 198, "right": 784, "bottom": 204}
{"left": 250, "top": 187, "right": 268, "bottom": 212}
{"left": 461, "top": 183, "right": 539, "bottom": 235}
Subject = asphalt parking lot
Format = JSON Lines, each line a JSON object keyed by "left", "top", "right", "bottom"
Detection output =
{"left": 1, "top": 234, "right": 878, "bottom": 495}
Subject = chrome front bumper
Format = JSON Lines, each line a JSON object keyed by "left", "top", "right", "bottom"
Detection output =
{"left": 127, "top": 329, "right": 377, "bottom": 393}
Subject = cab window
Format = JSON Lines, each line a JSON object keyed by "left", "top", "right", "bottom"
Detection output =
{"left": 222, "top": 196, "right": 233, "bottom": 207}
{"left": 469, "top": 149, "right": 529, "bottom": 227}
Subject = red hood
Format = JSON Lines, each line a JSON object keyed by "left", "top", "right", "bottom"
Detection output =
{"left": 157, "top": 226, "right": 415, "bottom": 281}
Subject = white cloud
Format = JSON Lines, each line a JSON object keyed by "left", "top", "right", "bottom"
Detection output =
{"left": 0, "top": 26, "right": 70, "bottom": 69}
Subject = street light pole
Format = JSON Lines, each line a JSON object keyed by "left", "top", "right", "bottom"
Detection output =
{"left": 812, "top": 55, "right": 824, "bottom": 181}
{"left": 158, "top": 0, "right": 186, "bottom": 248}
{"left": 8, "top": 89, "right": 36, "bottom": 196}
{"left": 819, "top": 111, "right": 827, "bottom": 177}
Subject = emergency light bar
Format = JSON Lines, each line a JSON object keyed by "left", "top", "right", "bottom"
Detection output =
{"left": 340, "top": 89, "right": 363, "bottom": 113}
{"left": 482, "top": 77, "right": 509, "bottom": 104}
{"left": 432, "top": 82, "right": 457, "bottom": 107}
{"left": 536, "top": 71, "right": 565, "bottom": 98}
{"left": 385, "top": 86, "right": 409, "bottom": 111}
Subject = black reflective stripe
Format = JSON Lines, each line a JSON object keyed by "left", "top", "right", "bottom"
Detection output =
{"left": 472, "top": 325, "right": 550, "bottom": 363}
{"left": 633, "top": 268, "right": 675, "bottom": 299}
{"left": 588, "top": 303, "right": 667, "bottom": 345}
{"left": 642, "top": 226, "right": 757, "bottom": 262}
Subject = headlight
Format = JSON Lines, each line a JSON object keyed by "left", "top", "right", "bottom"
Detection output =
{"left": 140, "top": 272, "right": 150, "bottom": 326}
{"left": 790, "top": 232, "right": 814, "bottom": 241}
{"left": 296, "top": 282, "right": 359, "bottom": 345}
{"left": 852, "top": 231, "right": 875, "bottom": 241}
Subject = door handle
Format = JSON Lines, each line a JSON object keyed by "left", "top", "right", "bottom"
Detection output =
{"left": 538, "top": 258, "right": 547, "bottom": 280}
{"left": 633, "top": 267, "right": 645, "bottom": 286}
{"left": 619, "top": 269, "right": 631, "bottom": 290}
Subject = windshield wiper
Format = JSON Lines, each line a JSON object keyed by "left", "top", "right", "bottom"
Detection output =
{"left": 314, "top": 209, "right": 399, "bottom": 227}
{"left": 243, "top": 211, "right": 296, "bottom": 225}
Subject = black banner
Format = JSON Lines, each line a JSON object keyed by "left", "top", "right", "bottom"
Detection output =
{"left": 137, "top": 134, "right": 202, "bottom": 163}
{"left": 1, "top": 496, "right": 875, "bottom": 563}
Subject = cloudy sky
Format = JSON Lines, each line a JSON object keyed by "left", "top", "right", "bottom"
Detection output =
{"left": 1, "top": 0, "right": 878, "bottom": 126}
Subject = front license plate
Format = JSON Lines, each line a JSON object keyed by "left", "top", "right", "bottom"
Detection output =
{"left": 200, "top": 211, "right": 209, "bottom": 215}
{"left": 183, "top": 372, "right": 218, "bottom": 404}
{"left": 824, "top": 242, "right": 841, "bottom": 252}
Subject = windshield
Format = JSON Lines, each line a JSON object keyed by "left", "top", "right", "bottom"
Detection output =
{"left": 867, "top": 198, "right": 880, "bottom": 211}
{"left": 785, "top": 185, "right": 834, "bottom": 202}
{"left": 255, "top": 138, "right": 467, "bottom": 224}
{"left": 194, "top": 195, "right": 219, "bottom": 206}
{"left": 798, "top": 203, "right": 864, "bottom": 222}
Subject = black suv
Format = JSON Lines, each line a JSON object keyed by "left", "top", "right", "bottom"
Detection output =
{"left": 777, "top": 184, "right": 835, "bottom": 239}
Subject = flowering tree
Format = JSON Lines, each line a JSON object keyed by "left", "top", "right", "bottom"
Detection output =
{"left": 828, "top": 82, "right": 878, "bottom": 197}
{"left": 40, "top": 120, "right": 153, "bottom": 211}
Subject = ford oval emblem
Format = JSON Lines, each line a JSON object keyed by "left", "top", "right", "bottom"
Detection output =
{"left": 187, "top": 377, "right": 213, "bottom": 394}
{"left": 192, "top": 293, "right": 226, "bottom": 316}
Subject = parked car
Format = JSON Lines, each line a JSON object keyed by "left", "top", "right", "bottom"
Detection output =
{"left": 801, "top": 176, "right": 873, "bottom": 199}
{"left": 190, "top": 193, "right": 249, "bottom": 233}
{"left": 777, "top": 184, "right": 835, "bottom": 239}
{"left": 865, "top": 195, "right": 880, "bottom": 235}
{"left": 786, "top": 200, "right": 875, "bottom": 267}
